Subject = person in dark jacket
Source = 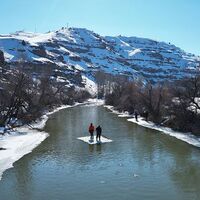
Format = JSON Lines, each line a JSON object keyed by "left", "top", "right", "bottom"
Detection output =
{"left": 143, "top": 110, "right": 149, "bottom": 121}
{"left": 135, "top": 110, "right": 139, "bottom": 122}
{"left": 96, "top": 125, "right": 102, "bottom": 141}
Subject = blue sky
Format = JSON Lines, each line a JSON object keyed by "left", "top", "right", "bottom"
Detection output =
{"left": 0, "top": 0, "right": 200, "bottom": 55}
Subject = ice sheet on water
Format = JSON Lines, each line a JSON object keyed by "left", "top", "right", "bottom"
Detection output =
{"left": 77, "top": 136, "right": 112, "bottom": 144}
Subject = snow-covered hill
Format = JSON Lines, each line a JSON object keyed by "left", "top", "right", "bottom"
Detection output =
{"left": 0, "top": 27, "right": 199, "bottom": 85}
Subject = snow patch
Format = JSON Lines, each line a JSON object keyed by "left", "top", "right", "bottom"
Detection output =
{"left": 129, "top": 49, "right": 141, "bottom": 56}
{"left": 0, "top": 128, "right": 48, "bottom": 181}
{"left": 82, "top": 75, "right": 97, "bottom": 96}
{"left": 33, "top": 57, "right": 53, "bottom": 63}
{"left": 2, "top": 51, "right": 14, "bottom": 61}
{"left": 86, "top": 98, "right": 104, "bottom": 106}
{"left": 104, "top": 105, "right": 200, "bottom": 148}
{"left": 127, "top": 118, "right": 200, "bottom": 147}
{"left": 77, "top": 136, "right": 112, "bottom": 144}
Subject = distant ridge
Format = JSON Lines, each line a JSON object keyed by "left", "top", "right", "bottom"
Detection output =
{"left": 0, "top": 27, "right": 199, "bottom": 84}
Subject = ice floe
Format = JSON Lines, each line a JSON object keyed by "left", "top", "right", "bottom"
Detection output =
{"left": 77, "top": 136, "right": 112, "bottom": 144}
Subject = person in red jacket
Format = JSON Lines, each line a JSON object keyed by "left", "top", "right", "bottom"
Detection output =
{"left": 88, "top": 123, "right": 95, "bottom": 140}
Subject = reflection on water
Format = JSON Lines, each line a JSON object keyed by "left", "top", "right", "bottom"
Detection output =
{"left": 0, "top": 105, "right": 200, "bottom": 200}
{"left": 88, "top": 143, "right": 102, "bottom": 153}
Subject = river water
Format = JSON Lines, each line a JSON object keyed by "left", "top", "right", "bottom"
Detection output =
{"left": 0, "top": 104, "right": 200, "bottom": 200}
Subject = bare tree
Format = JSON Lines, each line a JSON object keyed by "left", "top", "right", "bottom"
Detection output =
{"left": 139, "top": 82, "right": 171, "bottom": 123}
{"left": 175, "top": 76, "right": 200, "bottom": 114}
{"left": 0, "top": 70, "right": 33, "bottom": 126}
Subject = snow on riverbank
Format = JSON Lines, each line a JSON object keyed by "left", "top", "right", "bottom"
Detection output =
{"left": 104, "top": 105, "right": 200, "bottom": 148}
{"left": 0, "top": 129, "right": 48, "bottom": 180}
{"left": 0, "top": 104, "right": 75, "bottom": 181}
{"left": 86, "top": 98, "right": 104, "bottom": 106}
{"left": 0, "top": 99, "right": 103, "bottom": 181}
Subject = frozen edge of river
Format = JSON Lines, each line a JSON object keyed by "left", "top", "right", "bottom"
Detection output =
{"left": 104, "top": 105, "right": 200, "bottom": 148}
{"left": 0, "top": 99, "right": 104, "bottom": 181}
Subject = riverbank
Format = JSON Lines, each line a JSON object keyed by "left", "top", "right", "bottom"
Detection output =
{"left": 104, "top": 105, "right": 200, "bottom": 148}
{"left": 0, "top": 99, "right": 104, "bottom": 180}
{"left": 1, "top": 101, "right": 200, "bottom": 200}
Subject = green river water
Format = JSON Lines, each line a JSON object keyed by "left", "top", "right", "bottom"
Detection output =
{"left": 0, "top": 104, "right": 200, "bottom": 200}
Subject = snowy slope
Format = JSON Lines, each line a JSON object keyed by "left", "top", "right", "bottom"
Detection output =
{"left": 0, "top": 27, "right": 199, "bottom": 85}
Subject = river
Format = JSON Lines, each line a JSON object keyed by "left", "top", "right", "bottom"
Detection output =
{"left": 0, "top": 104, "right": 200, "bottom": 200}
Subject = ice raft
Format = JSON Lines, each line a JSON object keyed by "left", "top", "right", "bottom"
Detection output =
{"left": 77, "top": 136, "right": 112, "bottom": 144}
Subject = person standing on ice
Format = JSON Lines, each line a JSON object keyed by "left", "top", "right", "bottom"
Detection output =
{"left": 88, "top": 123, "right": 95, "bottom": 140}
{"left": 143, "top": 110, "right": 149, "bottom": 121}
{"left": 96, "top": 125, "right": 102, "bottom": 141}
{"left": 134, "top": 110, "right": 139, "bottom": 122}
